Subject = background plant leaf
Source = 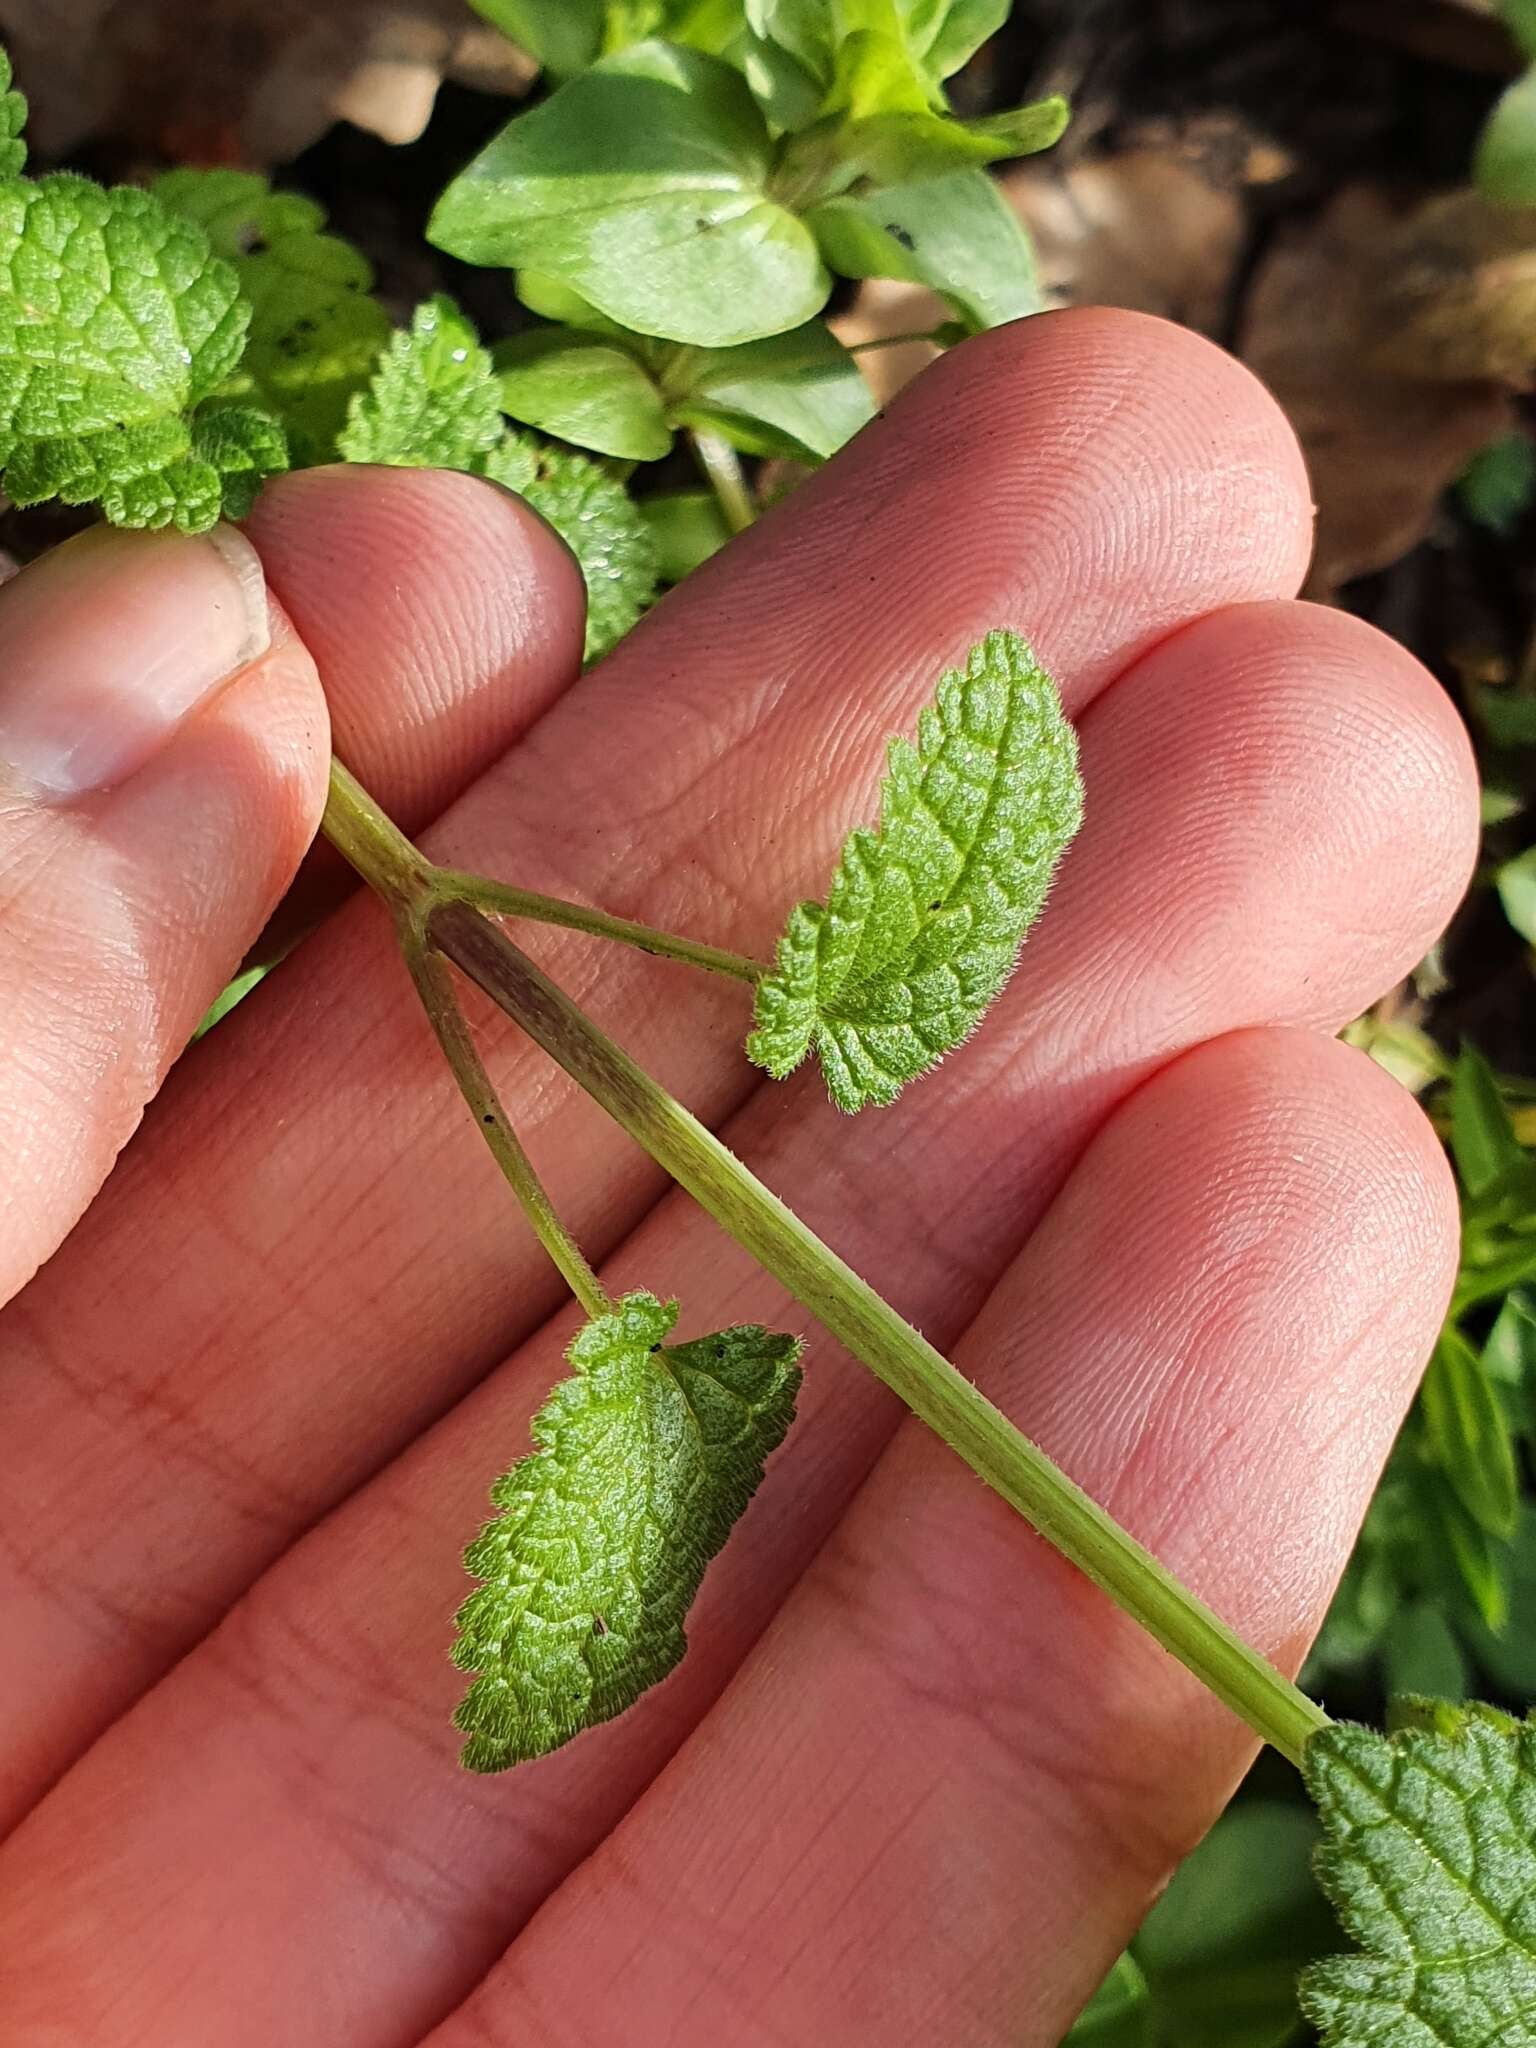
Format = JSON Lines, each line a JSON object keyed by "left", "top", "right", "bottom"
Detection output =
{"left": 430, "top": 40, "right": 828, "bottom": 346}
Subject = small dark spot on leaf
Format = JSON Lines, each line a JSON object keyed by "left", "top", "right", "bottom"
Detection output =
{"left": 483, "top": 1112, "right": 495, "bottom": 1125}
{"left": 886, "top": 223, "right": 917, "bottom": 251}
{"left": 591, "top": 1613, "right": 608, "bottom": 1637}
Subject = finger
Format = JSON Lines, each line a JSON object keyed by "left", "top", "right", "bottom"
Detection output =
{"left": 0, "top": 310, "right": 1315, "bottom": 1826}
{"left": 433, "top": 1030, "right": 1457, "bottom": 2048}
{"left": 243, "top": 465, "right": 586, "bottom": 931}
{"left": 0, "top": 525, "right": 326, "bottom": 1306}
{"left": 0, "top": 599, "right": 1476, "bottom": 2047}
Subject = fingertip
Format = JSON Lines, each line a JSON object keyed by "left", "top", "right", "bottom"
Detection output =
{"left": 246, "top": 465, "right": 587, "bottom": 830}
{"left": 884, "top": 308, "right": 1317, "bottom": 670}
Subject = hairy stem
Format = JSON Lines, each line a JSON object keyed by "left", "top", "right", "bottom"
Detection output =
{"left": 323, "top": 758, "right": 434, "bottom": 904}
{"left": 399, "top": 930, "right": 610, "bottom": 1320}
{"left": 436, "top": 870, "right": 764, "bottom": 985}
{"left": 429, "top": 896, "right": 1332, "bottom": 1769}
{"left": 690, "top": 429, "right": 757, "bottom": 534}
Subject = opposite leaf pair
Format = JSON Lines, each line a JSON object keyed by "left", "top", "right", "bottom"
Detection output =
{"left": 453, "top": 627, "right": 1082, "bottom": 1759}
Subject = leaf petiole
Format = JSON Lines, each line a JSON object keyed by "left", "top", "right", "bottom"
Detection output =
{"left": 435, "top": 870, "right": 764, "bottom": 986}
{"left": 398, "top": 930, "right": 610, "bottom": 1321}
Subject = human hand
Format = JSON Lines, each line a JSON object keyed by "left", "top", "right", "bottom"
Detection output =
{"left": 0, "top": 311, "right": 1478, "bottom": 2045}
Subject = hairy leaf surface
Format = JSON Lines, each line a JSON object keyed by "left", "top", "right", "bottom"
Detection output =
{"left": 1303, "top": 1704, "right": 1536, "bottom": 2047}
{"left": 483, "top": 429, "right": 659, "bottom": 660}
{"left": 339, "top": 293, "right": 504, "bottom": 471}
{"left": 453, "top": 1292, "right": 801, "bottom": 1770}
{"left": 748, "top": 628, "right": 1082, "bottom": 1111}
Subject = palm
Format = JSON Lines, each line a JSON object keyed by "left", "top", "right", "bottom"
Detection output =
{"left": 0, "top": 311, "right": 1476, "bottom": 2045}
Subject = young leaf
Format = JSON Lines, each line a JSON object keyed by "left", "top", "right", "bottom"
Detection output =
{"left": 428, "top": 41, "right": 829, "bottom": 347}
{"left": 155, "top": 168, "right": 391, "bottom": 460}
{"left": 833, "top": 94, "right": 1070, "bottom": 185}
{"left": 748, "top": 628, "right": 1082, "bottom": 1111}
{"left": 1301, "top": 1706, "right": 1536, "bottom": 2047}
{"left": 809, "top": 167, "right": 1043, "bottom": 330}
{"left": 494, "top": 329, "right": 672, "bottom": 461}
{"left": 452, "top": 1291, "right": 801, "bottom": 1770}
{"left": 482, "top": 429, "right": 659, "bottom": 661}
{"left": 338, "top": 294, "right": 504, "bottom": 470}
{"left": 0, "top": 47, "right": 27, "bottom": 178}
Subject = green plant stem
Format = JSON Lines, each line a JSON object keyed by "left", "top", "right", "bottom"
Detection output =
{"left": 690, "top": 429, "right": 757, "bottom": 534}
{"left": 324, "top": 757, "right": 609, "bottom": 1319}
{"left": 399, "top": 931, "right": 610, "bottom": 1320}
{"left": 322, "top": 756, "right": 438, "bottom": 902}
{"left": 436, "top": 870, "right": 763, "bottom": 985}
{"left": 427, "top": 895, "right": 1333, "bottom": 1770}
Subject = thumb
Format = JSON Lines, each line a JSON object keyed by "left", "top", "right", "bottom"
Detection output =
{"left": 0, "top": 523, "right": 329, "bottom": 1305}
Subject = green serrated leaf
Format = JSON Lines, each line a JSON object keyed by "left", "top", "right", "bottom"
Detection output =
{"left": 0, "top": 174, "right": 248, "bottom": 461}
{"left": 429, "top": 41, "right": 829, "bottom": 347}
{"left": 748, "top": 628, "right": 1082, "bottom": 1111}
{"left": 339, "top": 293, "right": 504, "bottom": 470}
{"left": 155, "top": 168, "right": 390, "bottom": 460}
{"left": 0, "top": 47, "right": 27, "bottom": 179}
{"left": 482, "top": 428, "right": 659, "bottom": 661}
{"left": 452, "top": 1291, "right": 801, "bottom": 1770}
{"left": 189, "top": 401, "right": 289, "bottom": 522}
{"left": 809, "top": 166, "right": 1043, "bottom": 330}
{"left": 1302, "top": 1707, "right": 1536, "bottom": 2047}
{"left": 494, "top": 329, "right": 672, "bottom": 460}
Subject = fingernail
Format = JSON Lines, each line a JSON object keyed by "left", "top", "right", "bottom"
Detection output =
{"left": 0, "top": 525, "right": 271, "bottom": 800}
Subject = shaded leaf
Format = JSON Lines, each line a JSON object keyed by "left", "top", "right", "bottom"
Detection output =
{"left": 810, "top": 166, "right": 1042, "bottom": 331}
{"left": 494, "top": 329, "right": 671, "bottom": 460}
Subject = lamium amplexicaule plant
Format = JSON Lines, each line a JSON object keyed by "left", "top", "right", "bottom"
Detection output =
{"left": 0, "top": 7, "right": 1529, "bottom": 2041}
